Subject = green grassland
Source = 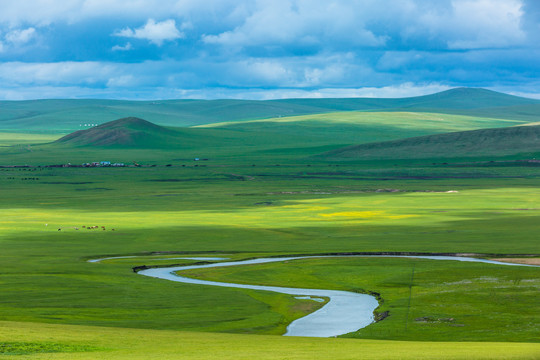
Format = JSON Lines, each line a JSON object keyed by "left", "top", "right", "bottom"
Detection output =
{"left": 0, "top": 132, "right": 64, "bottom": 147}
{"left": 2, "top": 321, "right": 540, "bottom": 360}
{"left": 0, "top": 165, "right": 538, "bottom": 339}
{"left": 0, "top": 90, "right": 539, "bottom": 358}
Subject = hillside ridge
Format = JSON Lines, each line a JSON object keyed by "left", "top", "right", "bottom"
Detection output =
{"left": 322, "top": 124, "right": 540, "bottom": 160}
{"left": 2, "top": 88, "right": 539, "bottom": 131}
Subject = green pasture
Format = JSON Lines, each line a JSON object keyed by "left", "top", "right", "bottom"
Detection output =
{"left": 0, "top": 132, "right": 63, "bottom": 147}
{"left": 1, "top": 164, "right": 539, "bottom": 253}
{"left": 1, "top": 185, "right": 539, "bottom": 252}
{"left": 2, "top": 321, "right": 539, "bottom": 360}
{"left": 0, "top": 161, "right": 538, "bottom": 342}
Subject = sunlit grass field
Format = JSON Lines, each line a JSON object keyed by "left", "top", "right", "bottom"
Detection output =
{"left": 2, "top": 321, "right": 540, "bottom": 360}
{"left": 0, "top": 132, "right": 64, "bottom": 146}
{"left": 198, "top": 111, "right": 525, "bottom": 132}
{"left": 1, "top": 185, "right": 539, "bottom": 252}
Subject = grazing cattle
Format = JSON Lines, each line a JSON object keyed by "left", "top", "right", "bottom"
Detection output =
{"left": 58, "top": 228, "right": 61, "bottom": 231}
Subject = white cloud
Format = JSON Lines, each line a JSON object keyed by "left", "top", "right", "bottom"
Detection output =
{"left": 0, "top": 0, "right": 185, "bottom": 25}
{"left": 0, "top": 27, "right": 37, "bottom": 54}
{"left": 106, "top": 75, "right": 137, "bottom": 87}
{"left": 506, "top": 91, "right": 540, "bottom": 100}
{"left": 114, "top": 19, "right": 184, "bottom": 46}
{"left": 215, "top": 53, "right": 371, "bottom": 88}
{"left": 243, "top": 60, "right": 293, "bottom": 84}
{"left": 139, "top": 83, "right": 455, "bottom": 100}
{"left": 111, "top": 42, "right": 133, "bottom": 51}
{"left": 0, "top": 61, "right": 118, "bottom": 85}
{"left": 0, "top": 0, "right": 82, "bottom": 26}
{"left": 0, "top": 1, "right": 533, "bottom": 52}
{"left": 5, "top": 27, "right": 36, "bottom": 44}
{"left": 203, "top": 0, "right": 387, "bottom": 48}
{"left": 395, "top": 0, "right": 527, "bottom": 50}
{"left": 0, "top": 82, "right": 454, "bottom": 101}
{"left": 0, "top": 1, "right": 537, "bottom": 100}
{"left": 447, "top": 0, "right": 526, "bottom": 49}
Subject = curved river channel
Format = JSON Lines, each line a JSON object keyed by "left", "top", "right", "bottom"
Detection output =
{"left": 114, "top": 255, "right": 538, "bottom": 338}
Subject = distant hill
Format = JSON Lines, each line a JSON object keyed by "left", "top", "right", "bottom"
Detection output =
{"left": 0, "top": 99, "right": 333, "bottom": 132}
{"left": 1, "top": 88, "right": 539, "bottom": 132}
{"left": 321, "top": 124, "right": 540, "bottom": 160}
{"left": 279, "top": 88, "right": 538, "bottom": 111}
{"left": 55, "top": 117, "right": 185, "bottom": 148}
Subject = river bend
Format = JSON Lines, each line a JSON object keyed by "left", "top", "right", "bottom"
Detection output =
{"left": 133, "top": 255, "right": 538, "bottom": 337}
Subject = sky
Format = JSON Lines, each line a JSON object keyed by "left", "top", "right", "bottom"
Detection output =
{"left": 0, "top": 0, "right": 539, "bottom": 100}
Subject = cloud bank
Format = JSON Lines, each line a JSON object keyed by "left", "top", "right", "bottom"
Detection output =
{"left": 0, "top": 0, "right": 538, "bottom": 100}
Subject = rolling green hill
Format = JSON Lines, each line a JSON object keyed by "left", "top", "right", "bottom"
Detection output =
{"left": 50, "top": 111, "right": 519, "bottom": 153}
{"left": 50, "top": 116, "right": 274, "bottom": 152}
{"left": 56, "top": 117, "right": 185, "bottom": 148}
{"left": 1, "top": 88, "right": 538, "bottom": 132}
{"left": 3, "top": 109, "right": 536, "bottom": 165}
{"left": 322, "top": 124, "right": 540, "bottom": 160}
{"left": 201, "top": 111, "right": 525, "bottom": 134}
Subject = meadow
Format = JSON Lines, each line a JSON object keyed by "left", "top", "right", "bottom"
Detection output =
{"left": 2, "top": 321, "right": 540, "bottom": 360}
{"left": 0, "top": 92, "right": 539, "bottom": 358}
{"left": 1, "top": 164, "right": 538, "bottom": 337}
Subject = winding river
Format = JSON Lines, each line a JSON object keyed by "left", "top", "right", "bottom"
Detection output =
{"left": 114, "top": 255, "right": 537, "bottom": 337}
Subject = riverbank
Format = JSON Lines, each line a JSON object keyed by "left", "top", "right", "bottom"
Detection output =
{"left": 491, "top": 258, "right": 540, "bottom": 265}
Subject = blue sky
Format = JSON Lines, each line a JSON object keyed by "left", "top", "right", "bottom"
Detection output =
{"left": 0, "top": 0, "right": 539, "bottom": 100}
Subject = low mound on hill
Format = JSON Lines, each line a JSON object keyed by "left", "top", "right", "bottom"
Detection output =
{"left": 55, "top": 117, "right": 182, "bottom": 148}
{"left": 321, "top": 124, "right": 540, "bottom": 160}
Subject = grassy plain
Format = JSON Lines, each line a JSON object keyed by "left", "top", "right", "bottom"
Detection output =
{"left": 0, "top": 132, "right": 63, "bottom": 146}
{"left": 0, "top": 102, "right": 539, "bottom": 358}
{"left": 0, "top": 164, "right": 538, "bottom": 339}
{"left": 2, "top": 321, "right": 540, "bottom": 360}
